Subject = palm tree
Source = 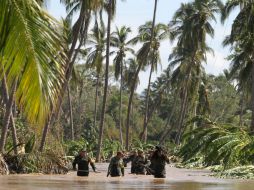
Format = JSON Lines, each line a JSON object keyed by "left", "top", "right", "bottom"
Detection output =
{"left": 124, "top": 45, "right": 148, "bottom": 149}
{"left": 124, "top": 58, "right": 140, "bottom": 91}
{"left": 125, "top": 0, "right": 160, "bottom": 150}
{"left": 140, "top": 0, "right": 157, "bottom": 143}
{"left": 111, "top": 26, "right": 134, "bottom": 146}
{"left": 60, "top": 17, "right": 75, "bottom": 141}
{"left": 96, "top": 0, "right": 117, "bottom": 161}
{"left": 137, "top": 22, "right": 170, "bottom": 142}
{"left": 123, "top": 58, "right": 139, "bottom": 146}
{"left": 179, "top": 123, "right": 254, "bottom": 169}
{"left": 39, "top": 0, "right": 104, "bottom": 152}
{"left": 86, "top": 17, "right": 106, "bottom": 134}
{"left": 169, "top": 0, "right": 223, "bottom": 144}
{"left": 0, "top": 0, "right": 66, "bottom": 152}
{"left": 222, "top": 1, "right": 254, "bottom": 132}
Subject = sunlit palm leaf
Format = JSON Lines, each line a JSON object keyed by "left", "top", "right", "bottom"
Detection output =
{"left": 0, "top": 0, "right": 66, "bottom": 124}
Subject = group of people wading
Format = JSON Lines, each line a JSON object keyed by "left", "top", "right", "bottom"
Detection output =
{"left": 72, "top": 146, "right": 169, "bottom": 178}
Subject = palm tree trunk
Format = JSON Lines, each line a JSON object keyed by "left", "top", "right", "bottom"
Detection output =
{"left": 55, "top": 12, "right": 90, "bottom": 121}
{"left": 39, "top": 115, "right": 51, "bottom": 152}
{"left": 239, "top": 91, "right": 244, "bottom": 127}
{"left": 67, "top": 83, "right": 74, "bottom": 140}
{"left": 0, "top": 78, "right": 17, "bottom": 153}
{"left": 126, "top": 62, "right": 142, "bottom": 150}
{"left": 141, "top": 0, "right": 158, "bottom": 143}
{"left": 175, "top": 86, "right": 188, "bottom": 145}
{"left": 131, "top": 102, "right": 134, "bottom": 143}
{"left": 0, "top": 72, "right": 18, "bottom": 154}
{"left": 176, "top": 101, "right": 188, "bottom": 144}
{"left": 39, "top": 7, "right": 90, "bottom": 152}
{"left": 193, "top": 77, "right": 201, "bottom": 129}
{"left": 96, "top": 0, "right": 112, "bottom": 162}
{"left": 9, "top": 112, "right": 18, "bottom": 155}
{"left": 250, "top": 64, "right": 254, "bottom": 133}
{"left": 159, "top": 98, "right": 177, "bottom": 144}
{"left": 141, "top": 61, "right": 154, "bottom": 142}
{"left": 119, "top": 61, "right": 124, "bottom": 146}
{"left": 94, "top": 75, "right": 100, "bottom": 130}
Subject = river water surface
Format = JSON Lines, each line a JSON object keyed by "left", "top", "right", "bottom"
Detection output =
{"left": 0, "top": 163, "right": 253, "bottom": 190}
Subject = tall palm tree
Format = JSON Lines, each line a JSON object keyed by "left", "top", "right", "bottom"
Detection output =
{"left": 60, "top": 17, "right": 75, "bottom": 141}
{"left": 96, "top": 0, "right": 117, "bottom": 161}
{"left": 111, "top": 26, "right": 134, "bottom": 146}
{"left": 169, "top": 0, "right": 223, "bottom": 144}
{"left": 222, "top": 1, "right": 254, "bottom": 132}
{"left": 0, "top": 0, "right": 66, "bottom": 152}
{"left": 39, "top": 0, "right": 104, "bottom": 152}
{"left": 86, "top": 17, "right": 106, "bottom": 134}
{"left": 124, "top": 46, "right": 147, "bottom": 149}
{"left": 124, "top": 58, "right": 140, "bottom": 91}
{"left": 124, "top": 58, "right": 139, "bottom": 146}
{"left": 137, "top": 22, "right": 170, "bottom": 142}
{"left": 140, "top": 0, "right": 157, "bottom": 143}
{"left": 125, "top": 0, "right": 159, "bottom": 150}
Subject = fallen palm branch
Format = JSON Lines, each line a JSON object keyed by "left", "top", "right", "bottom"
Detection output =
{"left": 4, "top": 151, "right": 68, "bottom": 174}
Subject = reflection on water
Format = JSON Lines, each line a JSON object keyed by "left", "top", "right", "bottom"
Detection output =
{"left": 0, "top": 164, "right": 253, "bottom": 190}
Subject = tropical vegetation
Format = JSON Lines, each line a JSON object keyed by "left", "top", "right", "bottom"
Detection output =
{"left": 1, "top": 0, "right": 254, "bottom": 178}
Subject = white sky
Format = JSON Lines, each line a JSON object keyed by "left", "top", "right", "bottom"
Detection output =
{"left": 47, "top": 0, "right": 238, "bottom": 93}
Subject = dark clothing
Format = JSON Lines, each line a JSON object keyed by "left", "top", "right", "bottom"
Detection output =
{"left": 108, "top": 156, "right": 124, "bottom": 177}
{"left": 150, "top": 153, "right": 169, "bottom": 178}
{"left": 73, "top": 155, "right": 96, "bottom": 176}
{"left": 123, "top": 154, "right": 137, "bottom": 173}
{"left": 133, "top": 155, "right": 148, "bottom": 174}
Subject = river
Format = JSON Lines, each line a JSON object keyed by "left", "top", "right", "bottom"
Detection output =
{"left": 0, "top": 163, "right": 253, "bottom": 190}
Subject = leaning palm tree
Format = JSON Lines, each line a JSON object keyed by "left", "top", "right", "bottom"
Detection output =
{"left": 123, "top": 58, "right": 140, "bottom": 145}
{"left": 136, "top": 22, "right": 170, "bottom": 142}
{"left": 142, "top": 0, "right": 158, "bottom": 142}
{"left": 0, "top": 0, "right": 66, "bottom": 152}
{"left": 111, "top": 26, "right": 134, "bottom": 146}
{"left": 169, "top": 0, "right": 223, "bottom": 144}
{"left": 125, "top": 0, "right": 159, "bottom": 149}
{"left": 39, "top": 0, "right": 104, "bottom": 152}
{"left": 222, "top": 0, "right": 254, "bottom": 132}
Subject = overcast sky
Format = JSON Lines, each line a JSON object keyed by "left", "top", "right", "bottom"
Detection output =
{"left": 47, "top": 0, "right": 238, "bottom": 93}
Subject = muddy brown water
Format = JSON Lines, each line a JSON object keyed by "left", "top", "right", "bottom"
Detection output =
{"left": 0, "top": 163, "right": 253, "bottom": 190}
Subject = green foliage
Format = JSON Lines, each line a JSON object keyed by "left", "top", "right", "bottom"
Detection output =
{"left": 101, "top": 139, "right": 123, "bottom": 159}
{"left": 215, "top": 166, "right": 254, "bottom": 179}
{"left": 64, "top": 139, "right": 94, "bottom": 156}
{"left": 130, "top": 139, "right": 155, "bottom": 152}
{"left": 179, "top": 118, "right": 254, "bottom": 170}
{"left": 24, "top": 134, "right": 35, "bottom": 154}
{"left": 5, "top": 151, "right": 68, "bottom": 174}
{"left": 0, "top": 0, "right": 66, "bottom": 124}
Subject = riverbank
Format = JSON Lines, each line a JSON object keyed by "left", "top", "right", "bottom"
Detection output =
{"left": 0, "top": 163, "right": 254, "bottom": 190}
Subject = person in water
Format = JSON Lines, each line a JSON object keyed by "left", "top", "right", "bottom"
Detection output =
{"left": 107, "top": 151, "right": 124, "bottom": 177}
{"left": 133, "top": 150, "right": 149, "bottom": 175}
{"left": 73, "top": 149, "right": 96, "bottom": 176}
{"left": 150, "top": 146, "right": 169, "bottom": 178}
{"left": 123, "top": 150, "right": 138, "bottom": 174}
